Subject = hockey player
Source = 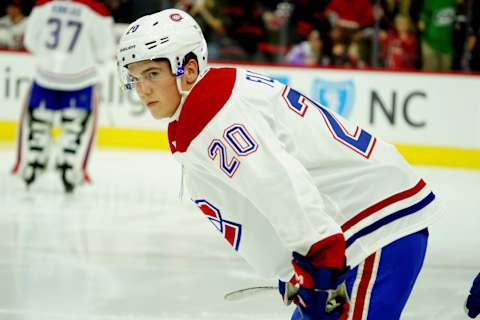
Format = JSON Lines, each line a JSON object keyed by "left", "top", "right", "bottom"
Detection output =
{"left": 467, "top": 273, "right": 480, "bottom": 319}
{"left": 12, "top": 0, "right": 115, "bottom": 192}
{"left": 117, "top": 9, "right": 440, "bottom": 319}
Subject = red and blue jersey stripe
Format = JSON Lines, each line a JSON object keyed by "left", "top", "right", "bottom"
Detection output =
{"left": 342, "top": 179, "right": 435, "bottom": 249}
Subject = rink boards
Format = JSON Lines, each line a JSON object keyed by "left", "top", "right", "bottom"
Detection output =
{"left": 0, "top": 51, "right": 479, "bottom": 169}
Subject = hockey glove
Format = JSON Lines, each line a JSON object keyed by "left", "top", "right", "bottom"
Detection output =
{"left": 290, "top": 251, "right": 350, "bottom": 320}
{"left": 466, "top": 273, "right": 480, "bottom": 319}
{"left": 279, "top": 277, "right": 300, "bottom": 306}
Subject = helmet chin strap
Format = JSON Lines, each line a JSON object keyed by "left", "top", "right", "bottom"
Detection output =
{"left": 175, "top": 67, "right": 189, "bottom": 110}
{"left": 174, "top": 65, "right": 205, "bottom": 112}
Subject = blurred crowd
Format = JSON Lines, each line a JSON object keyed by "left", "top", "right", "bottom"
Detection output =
{"left": 1, "top": 0, "right": 479, "bottom": 72}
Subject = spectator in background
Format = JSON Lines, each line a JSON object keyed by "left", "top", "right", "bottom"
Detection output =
{"left": 0, "top": 0, "right": 26, "bottom": 50}
{"left": 286, "top": 29, "right": 329, "bottom": 66}
{"left": 222, "top": 1, "right": 265, "bottom": 59}
{"left": 324, "top": 0, "right": 374, "bottom": 67}
{"left": 324, "top": 0, "right": 374, "bottom": 31}
{"left": 376, "top": 0, "right": 423, "bottom": 31}
{"left": 257, "top": 1, "right": 294, "bottom": 62}
{"left": 189, "top": 0, "right": 225, "bottom": 36}
{"left": 287, "top": 0, "right": 330, "bottom": 44}
{"left": 467, "top": 0, "right": 480, "bottom": 71}
{"left": 347, "top": 41, "right": 366, "bottom": 67}
{"left": 187, "top": 0, "right": 227, "bottom": 60}
{"left": 451, "top": 0, "right": 469, "bottom": 70}
{"left": 329, "top": 26, "right": 368, "bottom": 68}
{"left": 418, "top": 0, "right": 457, "bottom": 71}
{"left": 380, "top": 14, "right": 418, "bottom": 69}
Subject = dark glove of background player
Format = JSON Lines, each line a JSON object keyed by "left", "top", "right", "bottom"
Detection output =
{"left": 466, "top": 273, "right": 480, "bottom": 319}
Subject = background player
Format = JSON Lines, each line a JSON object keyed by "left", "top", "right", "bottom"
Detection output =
{"left": 117, "top": 9, "right": 441, "bottom": 319}
{"left": 12, "top": 0, "right": 115, "bottom": 192}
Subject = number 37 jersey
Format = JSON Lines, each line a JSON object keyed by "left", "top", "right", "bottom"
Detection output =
{"left": 168, "top": 68, "right": 441, "bottom": 280}
{"left": 24, "top": 0, "right": 115, "bottom": 90}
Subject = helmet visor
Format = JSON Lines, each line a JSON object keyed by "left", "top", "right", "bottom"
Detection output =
{"left": 117, "top": 63, "right": 137, "bottom": 91}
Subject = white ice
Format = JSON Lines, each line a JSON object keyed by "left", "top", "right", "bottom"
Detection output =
{"left": 0, "top": 147, "right": 478, "bottom": 320}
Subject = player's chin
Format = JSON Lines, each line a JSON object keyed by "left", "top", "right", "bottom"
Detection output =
{"left": 149, "top": 108, "right": 167, "bottom": 120}
{"left": 151, "top": 113, "right": 165, "bottom": 120}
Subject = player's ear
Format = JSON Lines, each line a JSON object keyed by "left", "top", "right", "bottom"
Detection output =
{"left": 183, "top": 58, "right": 199, "bottom": 86}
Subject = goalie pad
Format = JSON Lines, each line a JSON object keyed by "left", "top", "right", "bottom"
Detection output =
{"left": 55, "top": 104, "right": 97, "bottom": 192}
{"left": 13, "top": 103, "right": 55, "bottom": 186}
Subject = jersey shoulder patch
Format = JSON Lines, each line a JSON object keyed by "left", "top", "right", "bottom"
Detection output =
{"left": 175, "top": 67, "right": 237, "bottom": 153}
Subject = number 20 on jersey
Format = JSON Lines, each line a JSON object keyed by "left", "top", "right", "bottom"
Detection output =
{"left": 208, "top": 124, "right": 258, "bottom": 178}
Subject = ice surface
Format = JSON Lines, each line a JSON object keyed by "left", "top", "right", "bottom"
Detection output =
{"left": 0, "top": 147, "right": 478, "bottom": 320}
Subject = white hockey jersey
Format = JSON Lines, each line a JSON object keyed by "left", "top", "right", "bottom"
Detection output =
{"left": 24, "top": 0, "right": 115, "bottom": 90}
{"left": 168, "top": 67, "right": 440, "bottom": 281}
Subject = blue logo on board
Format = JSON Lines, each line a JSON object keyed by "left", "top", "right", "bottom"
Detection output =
{"left": 311, "top": 79, "right": 355, "bottom": 119}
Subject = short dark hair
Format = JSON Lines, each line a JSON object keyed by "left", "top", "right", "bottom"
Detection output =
{"left": 183, "top": 52, "right": 198, "bottom": 69}
{"left": 153, "top": 52, "right": 198, "bottom": 73}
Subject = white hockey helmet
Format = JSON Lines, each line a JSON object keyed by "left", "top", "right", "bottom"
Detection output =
{"left": 117, "top": 8, "right": 208, "bottom": 90}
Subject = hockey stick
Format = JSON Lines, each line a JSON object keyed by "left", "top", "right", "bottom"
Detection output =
{"left": 224, "top": 284, "right": 347, "bottom": 313}
{"left": 224, "top": 286, "right": 278, "bottom": 301}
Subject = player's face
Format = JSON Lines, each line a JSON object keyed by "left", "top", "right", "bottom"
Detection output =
{"left": 127, "top": 60, "right": 181, "bottom": 119}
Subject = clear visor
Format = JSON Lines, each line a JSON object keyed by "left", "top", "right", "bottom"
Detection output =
{"left": 117, "top": 64, "right": 137, "bottom": 91}
{"left": 117, "top": 61, "right": 178, "bottom": 91}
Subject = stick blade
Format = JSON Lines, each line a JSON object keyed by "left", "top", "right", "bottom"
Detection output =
{"left": 224, "top": 286, "right": 278, "bottom": 302}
